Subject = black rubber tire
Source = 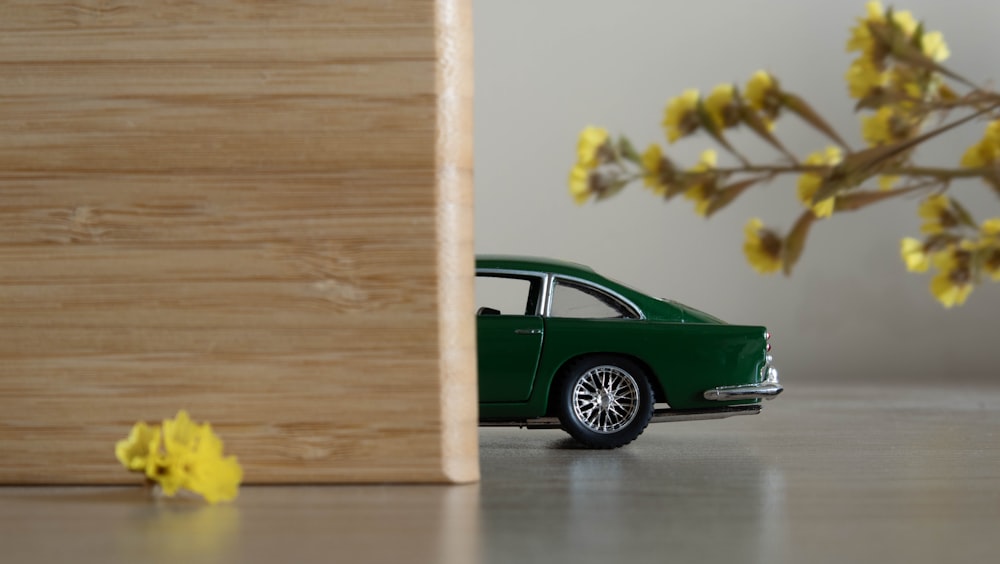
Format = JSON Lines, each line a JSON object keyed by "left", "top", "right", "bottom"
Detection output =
{"left": 555, "top": 355, "right": 654, "bottom": 449}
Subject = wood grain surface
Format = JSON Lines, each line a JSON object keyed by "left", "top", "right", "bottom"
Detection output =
{"left": 0, "top": 0, "right": 478, "bottom": 483}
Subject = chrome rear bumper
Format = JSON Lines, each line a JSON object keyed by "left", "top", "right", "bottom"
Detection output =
{"left": 704, "top": 356, "right": 782, "bottom": 401}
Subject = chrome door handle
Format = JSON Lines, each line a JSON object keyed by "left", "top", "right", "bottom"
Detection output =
{"left": 514, "top": 328, "right": 543, "bottom": 335}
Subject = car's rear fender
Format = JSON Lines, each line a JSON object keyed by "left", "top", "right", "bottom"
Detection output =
{"left": 532, "top": 318, "right": 768, "bottom": 412}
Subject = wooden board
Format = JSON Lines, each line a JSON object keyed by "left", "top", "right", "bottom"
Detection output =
{"left": 0, "top": 0, "right": 478, "bottom": 484}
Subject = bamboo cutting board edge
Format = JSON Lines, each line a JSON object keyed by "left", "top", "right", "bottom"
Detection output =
{"left": 434, "top": 0, "right": 479, "bottom": 484}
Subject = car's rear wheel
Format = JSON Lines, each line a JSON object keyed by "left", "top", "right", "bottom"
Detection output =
{"left": 556, "top": 356, "right": 654, "bottom": 448}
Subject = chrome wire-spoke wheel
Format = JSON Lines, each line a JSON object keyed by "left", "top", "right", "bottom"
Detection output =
{"left": 571, "top": 365, "right": 640, "bottom": 434}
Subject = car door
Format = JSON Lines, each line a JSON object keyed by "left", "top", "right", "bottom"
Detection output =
{"left": 476, "top": 273, "right": 545, "bottom": 403}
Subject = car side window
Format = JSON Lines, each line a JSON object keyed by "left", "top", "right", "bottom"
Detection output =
{"left": 475, "top": 274, "right": 542, "bottom": 316}
{"left": 549, "top": 278, "right": 637, "bottom": 319}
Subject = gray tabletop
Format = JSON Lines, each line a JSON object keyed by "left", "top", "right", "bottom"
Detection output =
{"left": 2, "top": 384, "right": 998, "bottom": 564}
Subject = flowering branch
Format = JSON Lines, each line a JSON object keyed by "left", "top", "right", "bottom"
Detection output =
{"left": 568, "top": 1, "right": 1000, "bottom": 308}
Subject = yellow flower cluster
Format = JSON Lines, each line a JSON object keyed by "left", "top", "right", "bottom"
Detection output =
{"left": 571, "top": 126, "right": 725, "bottom": 211}
{"left": 663, "top": 89, "right": 701, "bottom": 143}
{"left": 639, "top": 143, "right": 727, "bottom": 214}
{"left": 568, "top": 126, "right": 612, "bottom": 205}
{"left": 846, "top": 2, "right": 953, "bottom": 189}
{"left": 961, "top": 120, "right": 1000, "bottom": 169}
{"left": 744, "top": 71, "right": 784, "bottom": 126}
{"left": 743, "top": 218, "right": 783, "bottom": 274}
{"left": 900, "top": 195, "right": 1000, "bottom": 307}
{"left": 846, "top": 1, "right": 950, "bottom": 104}
{"left": 640, "top": 143, "right": 668, "bottom": 194}
{"left": 661, "top": 72, "right": 783, "bottom": 145}
{"left": 797, "top": 147, "right": 842, "bottom": 218}
{"left": 116, "top": 410, "right": 243, "bottom": 504}
{"left": 682, "top": 150, "right": 720, "bottom": 217}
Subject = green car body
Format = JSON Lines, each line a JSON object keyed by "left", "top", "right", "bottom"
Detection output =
{"left": 476, "top": 255, "right": 782, "bottom": 447}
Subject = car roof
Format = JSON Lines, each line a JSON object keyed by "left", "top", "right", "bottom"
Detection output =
{"left": 475, "top": 255, "right": 598, "bottom": 278}
{"left": 475, "top": 255, "right": 732, "bottom": 325}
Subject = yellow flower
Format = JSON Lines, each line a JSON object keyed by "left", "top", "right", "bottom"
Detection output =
{"left": 959, "top": 120, "right": 1000, "bottom": 168}
{"left": 568, "top": 126, "right": 613, "bottom": 205}
{"left": 845, "top": 58, "right": 887, "bottom": 99}
{"left": 984, "top": 251, "right": 1000, "bottom": 282}
{"left": 930, "top": 249, "right": 973, "bottom": 308}
{"left": 689, "top": 149, "right": 717, "bottom": 172}
{"left": 575, "top": 126, "right": 610, "bottom": 168}
{"left": 918, "top": 194, "right": 957, "bottom": 234}
{"left": 162, "top": 410, "right": 201, "bottom": 452}
{"left": 683, "top": 150, "right": 718, "bottom": 216}
{"left": 982, "top": 218, "right": 1000, "bottom": 237}
{"left": 641, "top": 143, "right": 673, "bottom": 196}
{"left": 146, "top": 411, "right": 205, "bottom": 497}
{"left": 920, "top": 30, "right": 950, "bottom": 62}
{"left": 860, "top": 106, "right": 920, "bottom": 189}
{"left": 884, "top": 7, "right": 917, "bottom": 36}
{"left": 878, "top": 175, "right": 899, "bottom": 191}
{"left": 861, "top": 107, "right": 917, "bottom": 147}
{"left": 115, "top": 421, "right": 158, "bottom": 472}
{"left": 847, "top": 2, "right": 918, "bottom": 51}
{"left": 900, "top": 238, "right": 930, "bottom": 272}
{"left": 846, "top": 1, "right": 887, "bottom": 54}
{"left": 704, "top": 84, "right": 740, "bottom": 130}
{"left": 183, "top": 423, "right": 243, "bottom": 504}
{"left": 744, "top": 71, "right": 782, "bottom": 122}
{"left": 930, "top": 271, "right": 973, "bottom": 308}
{"left": 641, "top": 144, "right": 662, "bottom": 174}
{"left": 847, "top": 2, "right": 923, "bottom": 70}
{"left": 743, "top": 218, "right": 783, "bottom": 274}
{"left": 980, "top": 219, "right": 1000, "bottom": 281}
{"left": 846, "top": 0, "right": 950, "bottom": 77}
{"left": 187, "top": 453, "right": 243, "bottom": 504}
{"left": 892, "top": 68, "right": 928, "bottom": 101}
{"left": 796, "top": 146, "right": 841, "bottom": 218}
{"left": 145, "top": 428, "right": 190, "bottom": 496}
{"left": 568, "top": 164, "right": 594, "bottom": 205}
{"left": 119, "top": 410, "right": 242, "bottom": 504}
{"left": 662, "top": 89, "right": 701, "bottom": 143}
{"left": 848, "top": 39, "right": 947, "bottom": 105}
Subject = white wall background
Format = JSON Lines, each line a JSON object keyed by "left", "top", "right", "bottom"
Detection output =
{"left": 473, "top": 0, "right": 1000, "bottom": 384}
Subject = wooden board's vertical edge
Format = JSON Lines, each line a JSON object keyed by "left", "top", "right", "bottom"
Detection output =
{"left": 435, "top": 0, "right": 479, "bottom": 483}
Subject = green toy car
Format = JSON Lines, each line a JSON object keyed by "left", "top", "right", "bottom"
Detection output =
{"left": 476, "top": 255, "right": 782, "bottom": 448}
